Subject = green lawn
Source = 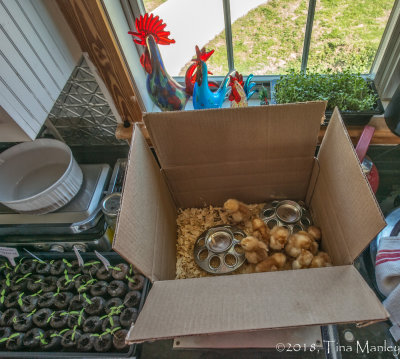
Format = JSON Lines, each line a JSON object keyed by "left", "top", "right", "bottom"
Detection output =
{"left": 199, "top": 0, "right": 393, "bottom": 76}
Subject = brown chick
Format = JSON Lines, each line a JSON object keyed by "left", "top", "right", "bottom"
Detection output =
{"left": 223, "top": 199, "right": 251, "bottom": 223}
{"left": 308, "top": 225, "right": 322, "bottom": 241}
{"left": 255, "top": 253, "right": 287, "bottom": 272}
{"left": 269, "top": 226, "right": 290, "bottom": 250}
{"left": 241, "top": 236, "right": 268, "bottom": 264}
{"left": 252, "top": 218, "right": 270, "bottom": 244}
{"left": 292, "top": 249, "right": 314, "bottom": 270}
{"left": 310, "top": 240, "right": 319, "bottom": 256}
{"left": 282, "top": 257, "right": 295, "bottom": 271}
{"left": 310, "top": 251, "right": 332, "bottom": 268}
{"left": 285, "top": 231, "right": 312, "bottom": 258}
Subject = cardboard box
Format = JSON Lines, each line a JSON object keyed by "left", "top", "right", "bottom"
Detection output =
{"left": 113, "top": 102, "right": 388, "bottom": 344}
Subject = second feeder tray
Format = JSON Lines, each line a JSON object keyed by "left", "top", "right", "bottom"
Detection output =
{"left": 194, "top": 225, "right": 246, "bottom": 274}
{"left": 260, "top": 200, "right": 313, "bottom": 233}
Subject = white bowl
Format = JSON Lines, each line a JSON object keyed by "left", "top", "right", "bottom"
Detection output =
{"left": 0, "top": 139, "right": 83, "bottom": 214}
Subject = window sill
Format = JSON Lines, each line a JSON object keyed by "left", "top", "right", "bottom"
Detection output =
{"left": 117, "top": 102, "right": 400, "bottom": 146}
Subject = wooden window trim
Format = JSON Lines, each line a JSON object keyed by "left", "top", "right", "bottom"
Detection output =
{"left": 57, "top": 0, "right": 143, "bottom": 140}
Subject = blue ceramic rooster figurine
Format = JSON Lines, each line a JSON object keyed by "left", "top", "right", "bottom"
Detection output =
{"left": 193, "top": 47, "right": 230, "bottom": 110}
{"left": 129, "top": 14, "right": 189, "bottom": 111}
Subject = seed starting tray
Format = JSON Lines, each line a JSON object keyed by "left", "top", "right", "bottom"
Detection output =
{"left": 0, "top": 252, "right": 149, "bottom": 358}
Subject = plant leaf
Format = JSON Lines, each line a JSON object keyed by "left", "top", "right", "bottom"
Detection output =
{"left": 83, "top": 293, "right": 92, "bottom": 304}
{"left": 63, "top": 259, "right": 72, "bottom": 267}
{"left": 47, "top": 311, "right": 55, "bottom": 323}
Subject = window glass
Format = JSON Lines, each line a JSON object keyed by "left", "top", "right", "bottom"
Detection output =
{"left": 142, "top": 0, "right": 229, "bottom": 76}
{"left": 206, "top": 0, "right": 309, "bottom": 75}
{"left": 307, "top": 0, "right": 394, "bottom": 73}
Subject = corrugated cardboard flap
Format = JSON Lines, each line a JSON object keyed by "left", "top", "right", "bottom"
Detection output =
{"left": 144, "top": 103, "right": 326, "bottom": 207}
{"left": 127, "top": 265, "right": 387, "bottom": 343}
{"left": 113, "top": 124, "right": 177, "bottom": 282}
{"left": 311, "top": 108, "right": 386, "bottom": 265}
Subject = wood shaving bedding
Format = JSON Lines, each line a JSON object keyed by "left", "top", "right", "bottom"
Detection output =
{"left": 176, "top": 203, "right": 264, "bottom": 279}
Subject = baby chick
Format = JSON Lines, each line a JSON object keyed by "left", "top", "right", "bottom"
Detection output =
{"left": 310, "top": 240, "right": 319, "bottom": 255}
{"left": 241, "top": 236, "right": 268, "bottom": 264}
{"left": 255, "top": 253, "right": 287, "bottom": 272}
{"left": 252, "top": 218, "right": 270, "bottom": 244}
{"left": 310, "top": 251, "right": 332, "bottom": 268}
{"left": 308, "top": 225, "right": 322, "bottom": 241}
{"left": 292, "top": 249, "right": 314, "bottom": 270}
{"left": 269, "top": 226, "right": 290, "bottom": 250}
{"left": 223, "top": 199, "right": 251, "bottom": 223}
{"left": 285, "top": 231, "right": 312, "bottom": 258}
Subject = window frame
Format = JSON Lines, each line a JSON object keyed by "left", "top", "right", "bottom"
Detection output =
{"left": 125, "top": 0, "right": 398, "bottom": 98}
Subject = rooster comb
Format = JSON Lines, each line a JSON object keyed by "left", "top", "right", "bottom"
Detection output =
{"left": 128, "top": 13, "right": 175, "bottom": 46}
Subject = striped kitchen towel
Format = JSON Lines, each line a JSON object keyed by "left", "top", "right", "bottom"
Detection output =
{"left": 375, "top": 236, "right": 400, "bottom": 341}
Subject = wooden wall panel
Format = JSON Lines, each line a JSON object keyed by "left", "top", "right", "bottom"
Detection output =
{"left": 0, "top": 0, "right": 79, "bottom": 141}
{"left": 56, "top": 0, "right": 143, "bottom": 129}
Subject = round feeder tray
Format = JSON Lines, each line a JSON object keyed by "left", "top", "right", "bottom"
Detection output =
{"left": 194, "top": 225, "right": 246, "bottom": 274}
{"left": 260, "top": 200, "right": 313, "bottom": 233}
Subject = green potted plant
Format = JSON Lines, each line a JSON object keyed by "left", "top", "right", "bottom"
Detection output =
{"left": 272, "top": 70, "right": 384, "bottom": 125}
{"left": 258, "top": 85, "right": 269, "bottom": 105}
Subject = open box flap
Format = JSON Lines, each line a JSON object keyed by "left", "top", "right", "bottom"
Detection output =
{"left": 311, "top": 108, "right": 386, "bottom": 265}
{"left": 126, "top": 265, "right": 387, "bottom": 343}
{"left": 144, "top": 102, "right": 326, "bottom": 207}
{"left": 112, "top": 124, "right": 177, "bottom": 282}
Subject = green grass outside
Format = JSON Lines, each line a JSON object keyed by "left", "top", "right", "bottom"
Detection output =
{"left": 199, "top": 0, "right": 393, "bottom": 76}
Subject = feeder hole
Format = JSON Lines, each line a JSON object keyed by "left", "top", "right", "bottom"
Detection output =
{"left": 198, "top": 249, "right": 209, "bottom": 261}
{"left": 233, "top": 233, "right": 245, "bottom": 242}
{"left": 267, "top": 219, "right": 278, "bottom": 229}
{"left": 293, "top": 225, "right": 302, "bottom": 233}
{"left": 209, "top": 256, "right": 221, "bottom": 270}
{"left": 224, "top": 254, "right": 237, "bottom": 267}
{"left": 234, "top": 244, "right": 244, "bottom": 254}
{"left": 197, "top": 237, "right": 205, "bottom": 247}
{"left": 263, "top": 208, "right": 275, "bottom": 217}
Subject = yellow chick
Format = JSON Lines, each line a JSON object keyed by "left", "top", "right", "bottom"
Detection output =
{"left": 241, "top": 236, "right": 268, "bottom": 264}
{"left": 269, "top": 226, "right": 290, "bottom": 250}
{"left": 255, "top": 253, "right": 287, "bottom": 272}
{"left": 308, "top": 225, "right": 322, "bottom": 241}
{"left": 310, "top": 251, "right": 332, "bottom": 268}
{"left": 292, "top": 249, "right": 314, "bottom": 270}
{"left": 285, "top": 231, "right": 312, "bottom": 258}
{"left": 252, "top": 218, "right": 270, "bottom": 244}
{"left": 223, "top": 199, "right": 251, "bottom": 224}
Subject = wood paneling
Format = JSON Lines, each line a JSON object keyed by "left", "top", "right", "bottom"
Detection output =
{"left": 57, "top": 0, "right": 142, "bottom": 129}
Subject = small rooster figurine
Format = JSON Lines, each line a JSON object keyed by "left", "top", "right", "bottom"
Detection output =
{"left": 129, "top": 13, "right": 189, "bottom": 111}
{"left": 193, "top": 46, "right": 230, "bottom": 110}
{"left": 228, "top": 72, "right": 248, "bottom": 107}
{"left": 228, "top": 71, "right": 257, "bottom": 107}
{"left": 185, "top": 47, "right": 219, "bottom": 96}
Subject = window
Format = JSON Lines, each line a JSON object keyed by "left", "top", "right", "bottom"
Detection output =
{"left": 126, "top": 0, "right": 394, "bottom": 78}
